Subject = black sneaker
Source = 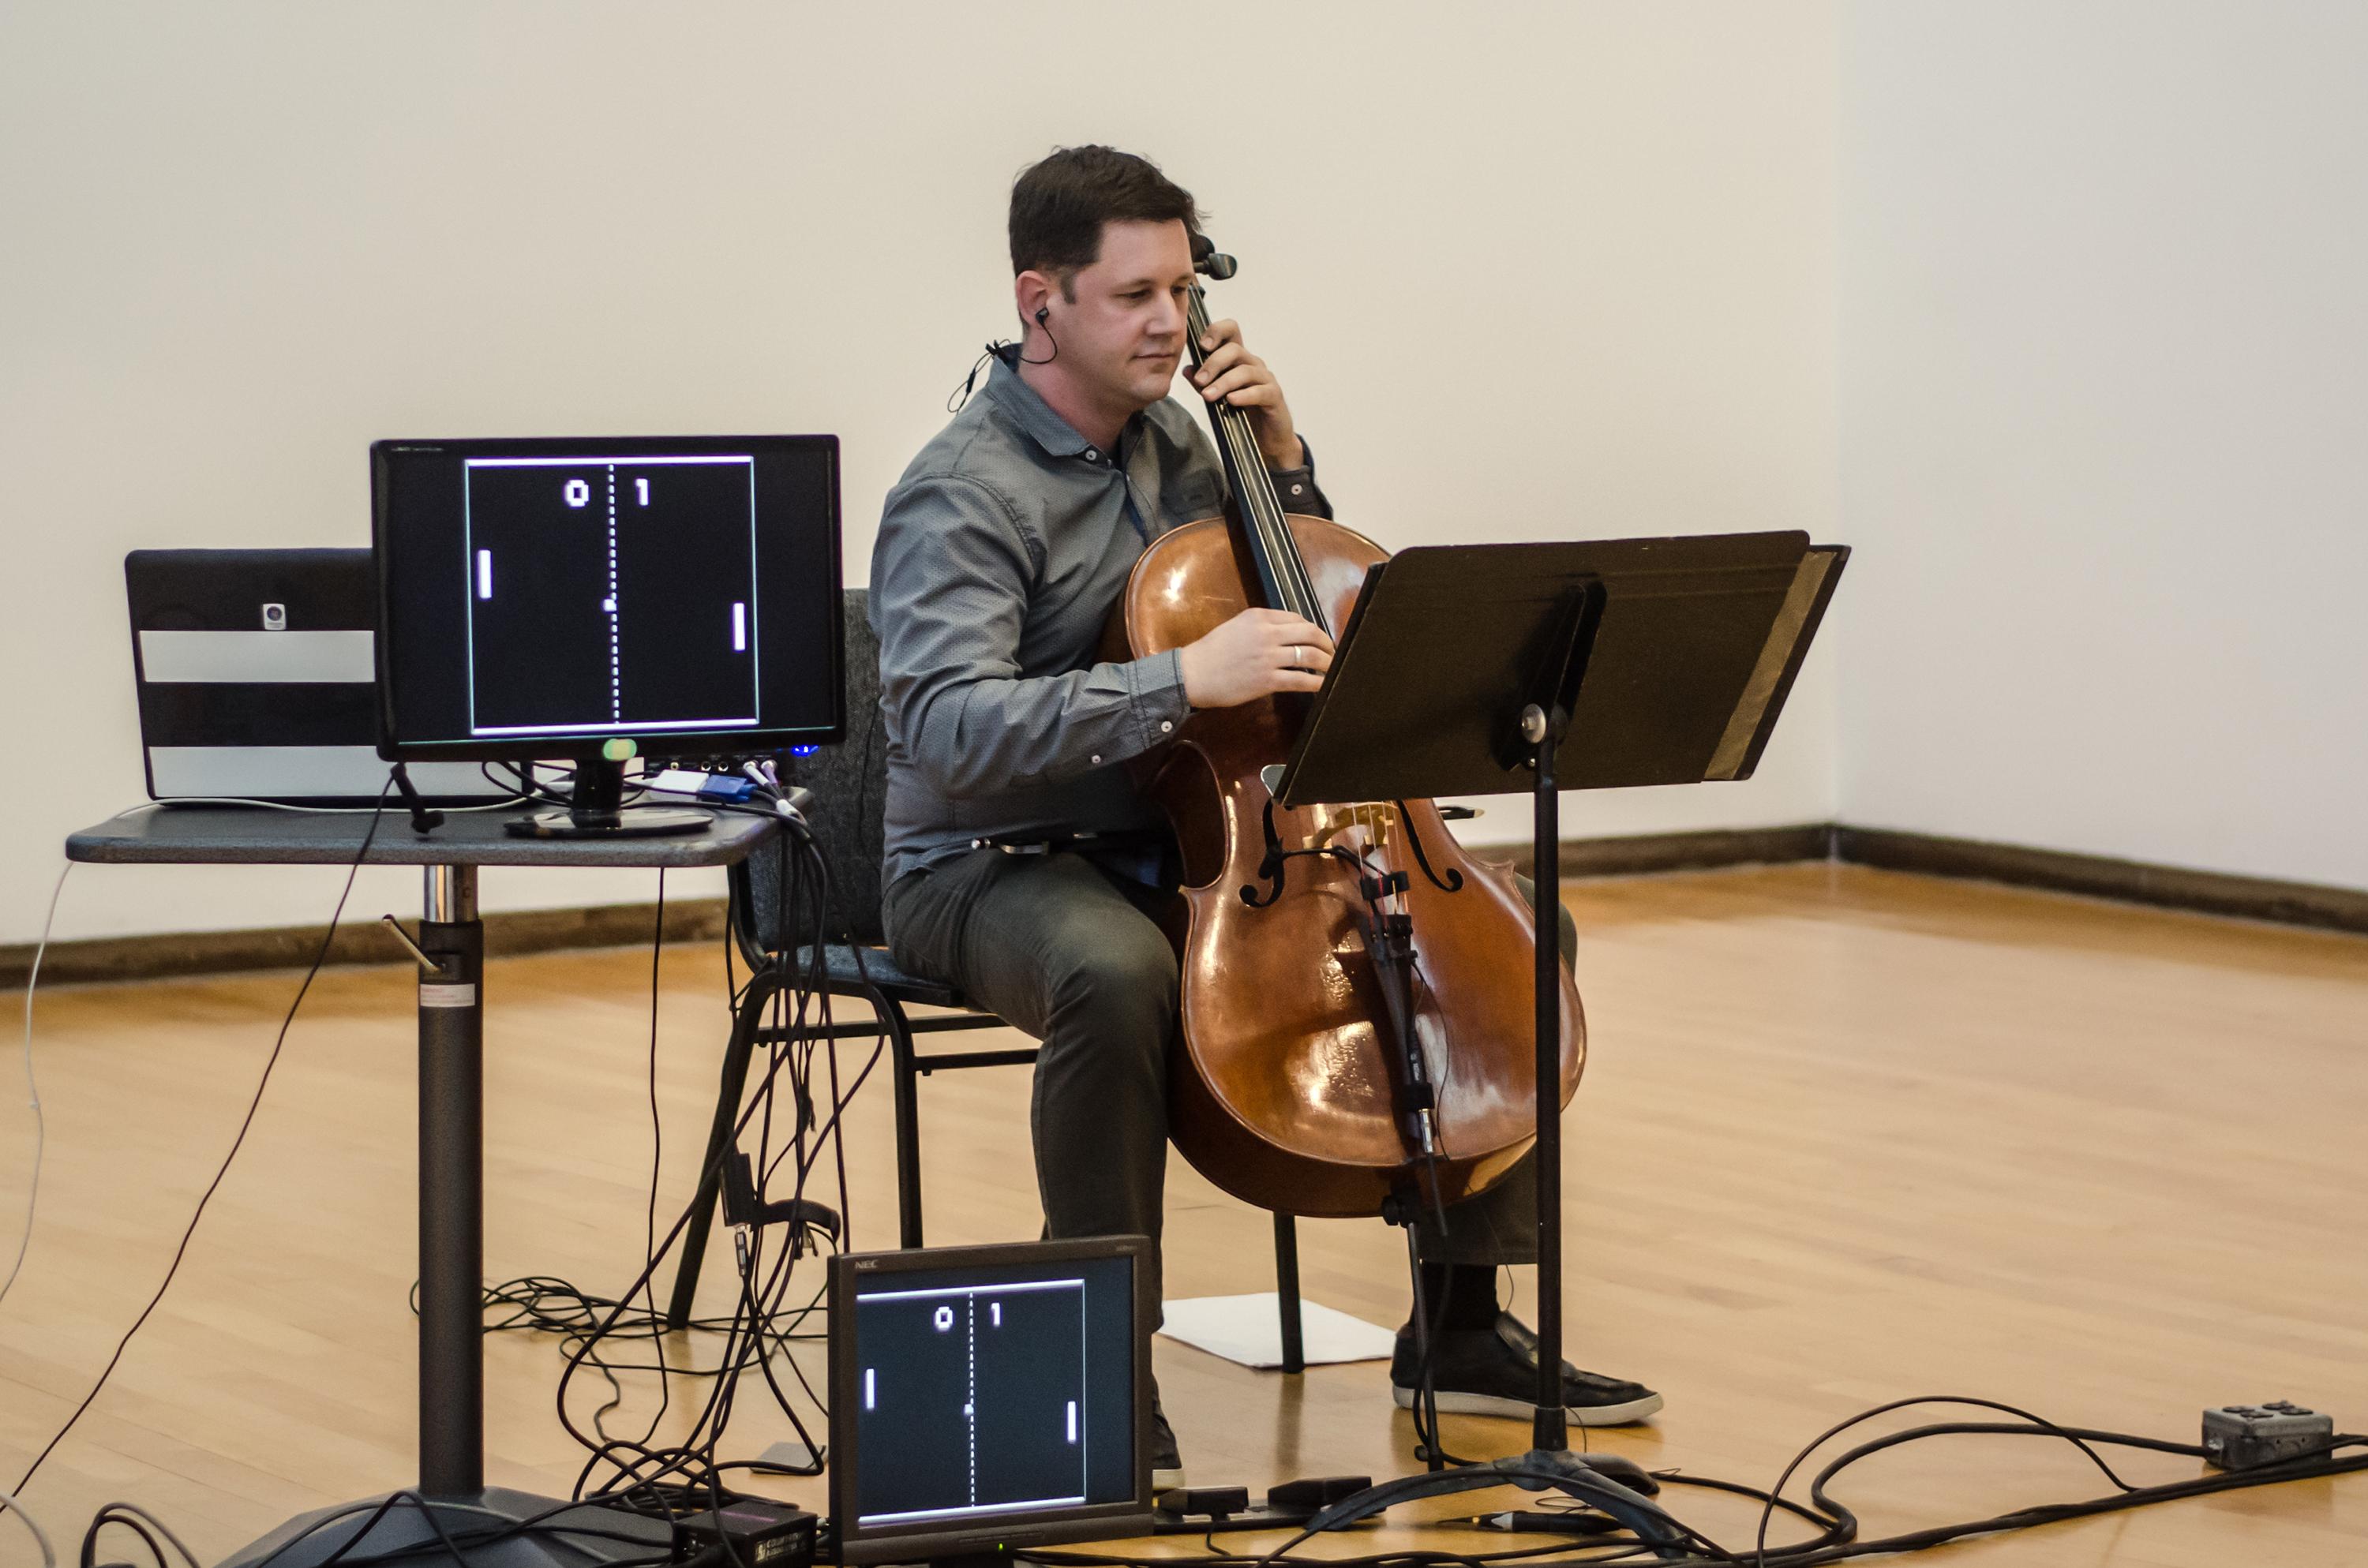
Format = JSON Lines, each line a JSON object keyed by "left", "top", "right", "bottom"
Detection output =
{"left": 1151, "top": 1395, "right": 1186, "bottom": 1490}
{"left": 1391, "top": 1312, "right": 1662, "bottom": 1427}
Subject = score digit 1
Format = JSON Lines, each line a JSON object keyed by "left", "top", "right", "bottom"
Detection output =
{"left": 635, "top": 477, "right": 650, "bottom": 507}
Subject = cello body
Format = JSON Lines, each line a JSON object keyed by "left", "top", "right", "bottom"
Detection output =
{"left": 1116, "top": 509, "right": 1586, "bottom": 1217}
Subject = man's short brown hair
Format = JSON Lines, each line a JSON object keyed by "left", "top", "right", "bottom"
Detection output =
{"left": 1009, "top": 145, "right": 1200, "bottom": 296}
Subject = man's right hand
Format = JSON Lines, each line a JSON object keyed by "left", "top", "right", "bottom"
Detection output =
{"left": 1178, "top": 608, "right": 1335, "bottom": 709}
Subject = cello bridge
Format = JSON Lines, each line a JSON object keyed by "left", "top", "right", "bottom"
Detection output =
{"left": 1314, "top": 801, "right": 1394, "bottom": 856}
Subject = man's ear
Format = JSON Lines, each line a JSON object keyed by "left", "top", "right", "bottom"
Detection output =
{"left": 1015, "top": 269, "right": 1057, "bottom": 327}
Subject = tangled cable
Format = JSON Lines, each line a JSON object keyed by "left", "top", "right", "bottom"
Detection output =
{"left": 535, "top": 791, "right": 883, "bottom": 1563}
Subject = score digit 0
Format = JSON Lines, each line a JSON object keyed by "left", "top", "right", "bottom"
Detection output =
{"left": 564, "top": 478, "right": 590, "bottom": 508}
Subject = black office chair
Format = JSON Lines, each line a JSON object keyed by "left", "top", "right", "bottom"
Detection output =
{"left": 666, "top": 589, "right": 1310, "bottom": 1370}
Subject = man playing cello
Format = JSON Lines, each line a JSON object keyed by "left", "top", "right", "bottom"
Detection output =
{"left": 870, "top": 144, "right": 1660, "bottom": 1483}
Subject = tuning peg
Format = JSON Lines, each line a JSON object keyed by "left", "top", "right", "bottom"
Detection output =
{"left": 1190, "top": 232, "right": 1238, "bottom": 279}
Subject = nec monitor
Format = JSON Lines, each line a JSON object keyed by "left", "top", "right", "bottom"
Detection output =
{"left": 828, "top": 1237, "right": 1153, "bottom": 1564}
{"left": 371, "top": 436, "right": 845, "bottom": 779}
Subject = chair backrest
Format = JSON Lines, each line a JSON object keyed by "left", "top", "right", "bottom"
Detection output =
{"left": 736, "top": 588, "right": 890, "bottom": 955}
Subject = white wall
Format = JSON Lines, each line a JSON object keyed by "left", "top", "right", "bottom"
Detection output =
{"left": 0, "top": 2, "right": 1842, "bottom": 945}
{"left": 1838, "top": 2, "right": 2368, "bottom": 889}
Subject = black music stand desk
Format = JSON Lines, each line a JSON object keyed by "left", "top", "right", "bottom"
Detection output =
{"left": 1275, "top": 530, "right": 1845, "bottom": 1472}
{"left": 64, "top": 804, "right": 781, "bottom": 1567}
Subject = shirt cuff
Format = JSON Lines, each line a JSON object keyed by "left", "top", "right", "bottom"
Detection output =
{"left": 1267, "top": 433, "right": 1317, "bottom": 508}
{"left": 1127, "top": 646, "right": 1192, "bottom": 741}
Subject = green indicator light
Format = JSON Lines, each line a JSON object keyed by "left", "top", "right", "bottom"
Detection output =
{"left": 603, "top": 738, "right": 638, "bottom": 762}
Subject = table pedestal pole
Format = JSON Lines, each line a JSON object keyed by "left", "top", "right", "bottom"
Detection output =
{"left": 219, "top": 867, "right": 668, "bottom": 1567}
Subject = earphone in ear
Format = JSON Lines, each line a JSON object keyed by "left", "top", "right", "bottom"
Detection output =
{"left": 1018, "top": 301, "right": 1058, "bottom": 366}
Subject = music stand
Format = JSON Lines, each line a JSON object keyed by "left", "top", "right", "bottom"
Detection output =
{"left": 1274, "top": 530, "right": 1846, "bottom": 1477}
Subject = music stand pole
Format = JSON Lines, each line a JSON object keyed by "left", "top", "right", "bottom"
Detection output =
{"left": 1524, "top": 700, "right": 1569, "bottom": 1455}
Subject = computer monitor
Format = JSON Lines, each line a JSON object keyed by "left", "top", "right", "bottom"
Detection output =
{"left": 371, "top": 435, "right": 843, "bottom": 833}
{"left": 126, "top": 547, "right": 513, "bottom": 807}
{"left": 828, "top": 1237, "right": 1154, "bottom": 1565}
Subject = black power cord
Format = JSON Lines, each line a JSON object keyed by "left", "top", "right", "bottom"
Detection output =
{"left": 79, "top": 1502, "right": 200, "bottom": 1568}
{"left": 1750, "top": 1394, "right": 2115, "bottom": 1562}
{"left": 14, "top": 778, "right": 395, "bottom": 1498}
{"left": 1154, "top": 1398, "right": 2368, "bottom": 1568}
{"left": 1034, "top": 1395, "right": 2368, "bottom": 1568}
{"left": 403, "top": 769, "right": 863, "bottom": 1518}
{"left": 392, "top": 818, "right": 840, "bottom": 1466}
{"left": 1735, "top": 1410, "right": 2368, "bottom": 1566}
{"left": 526, "top": 784, "right": 885, "bottom": 1562}
{"left": 38, "top": 765, "right": 864, "bottom": 1567}
{"left": 64, "top": 769, "right": 2365, "bottom": 1568}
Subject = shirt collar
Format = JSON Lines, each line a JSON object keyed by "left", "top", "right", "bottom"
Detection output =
{"left": 984, "top": 346, "right": 1135, "bottom": 463}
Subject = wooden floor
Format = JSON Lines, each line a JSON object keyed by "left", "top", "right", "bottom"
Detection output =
{"left": 4, "top": 863, "right": 2367, "bottom": 1564}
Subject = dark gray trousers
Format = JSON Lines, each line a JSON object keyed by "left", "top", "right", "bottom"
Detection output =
{"left": 882, "top": 846, "right": 1579, "bottom": 1304}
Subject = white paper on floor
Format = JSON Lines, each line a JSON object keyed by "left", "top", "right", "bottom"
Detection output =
{"left": 1159, "top": 1293, "right": 1397, "bottom": 1368}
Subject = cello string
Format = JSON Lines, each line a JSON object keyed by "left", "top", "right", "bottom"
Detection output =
{"left": 1216, "top": 376, "right": 1317, "bottom": 626}
{"left": 1188, "top": 287, "right": 1323, "bottom": 627}
{"left": 1188, "top": 294, "right": 1301, "bottom": 612}
{"left": 1193, "top": 301, "right": 1289, "bottom": 606}
{"left": 1235, "top": 388, "right": 1325, "bottom": 631}
{"left": 1224, "top": 407, "right": 1302, "bottom": 618}
{"left": 1184, "top": 279, "right": 1366, "bottom": 844}
{"left": 1198, "top": 298, "right": 1325, "bottom": 629}
{"left": 1222, "top": 402, "right": 1323, "bottom": 630}
{"left": 1223, "top": 423, "right": 1292, "bottom": 614}
{"left": 1189, "top": 282, "right": 1366, "bottom": 832}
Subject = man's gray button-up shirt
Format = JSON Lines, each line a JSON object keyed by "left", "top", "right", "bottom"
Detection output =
{"left": 870, "top": 348, "right": 1330, "bottom": 886}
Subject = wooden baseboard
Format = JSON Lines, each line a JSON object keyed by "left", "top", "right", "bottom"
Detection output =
{"left": 1561, "top": 822, "right": 1835, "bottom": 878}
{"left": 1471, "top": 823, "right": 1837, "bottom": 878}
{"left": 1833, "top": 826, "right": 2368, "bottom": 937}
{"left": 1483, "top": 821, "right": 2368, "bottom": 937}
{"left": 0, "top": 896, "right": 729, "bottom": 990}
{"left": 9, "top": 821, "right": 2362, "bottom": 990}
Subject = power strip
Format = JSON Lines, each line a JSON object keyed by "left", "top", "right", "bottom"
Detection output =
{"left": 2202, "top": 1402, "right": 2335, "bottom": 1471}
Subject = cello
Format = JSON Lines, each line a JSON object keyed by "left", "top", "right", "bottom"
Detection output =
{"left": 1111, "top": 238, "right": 1585, "bottom": 1218}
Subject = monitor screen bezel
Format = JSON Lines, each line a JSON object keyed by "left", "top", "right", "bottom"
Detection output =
{"left": 827, "top": 1237, "right": 1156, "bottom": 1564}
{"left": 369, "top": 434, "right": 846, "bottom": 763}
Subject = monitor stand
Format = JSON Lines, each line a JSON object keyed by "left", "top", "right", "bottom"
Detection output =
{"left": 504, "top": 752, "right": 710, "bottom": 839}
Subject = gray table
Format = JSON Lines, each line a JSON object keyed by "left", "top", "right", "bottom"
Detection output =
{"left": 68, "top": 803, "right": 779, "bottom": 1567}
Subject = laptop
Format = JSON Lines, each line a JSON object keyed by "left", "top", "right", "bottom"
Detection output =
{"left": 126, "top": 548, "right": 512, "bottom": 806}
